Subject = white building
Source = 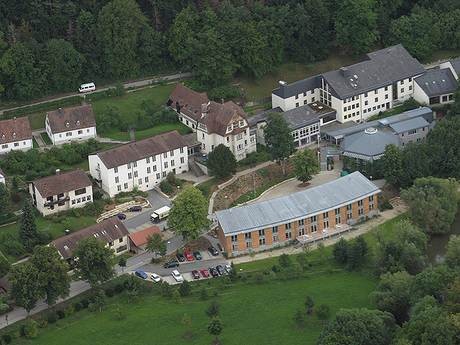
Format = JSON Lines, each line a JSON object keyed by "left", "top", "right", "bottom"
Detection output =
{"left": 89, "top": 130, "right": 188, "bottom": 197}
{"left": 168, "top": 84, "right": 256, "bottom": 161}
{"left": 0, "top": 117, "right": 33, "bottom": 155}
{"left": 272, "top": 45, "right": 426, "bottom": 124}
{"left": 0, "top": 168, "right": 5, "bottom": 184}
{"left": 45, "top": 104, "right": 97, "bottom": 145}
{"left": 51, "top": 217, "right": 130, "bottom": 263}
{"left": 413, "top": 68, "right": 457, "bottom": 106}
{"left": 29, "top": 169, "right": 93, "bottom": 216}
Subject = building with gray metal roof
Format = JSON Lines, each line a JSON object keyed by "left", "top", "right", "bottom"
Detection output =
{"left": 414, "top": 68, "right": 457, "bottom": 97}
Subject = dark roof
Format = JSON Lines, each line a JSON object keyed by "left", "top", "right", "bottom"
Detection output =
{"left": 51, "top": 218, "right": 129, "bottom": 259}
{"left": 414, "top": 68, "right": 458, "bottom": 97}
{"left": 181, "top": 133, "right": 200, "bottom": 148}
{"left": 272, "top": 75, "right": 321, "bottom": 98}
{"left": 450, "top": 57, "right": 460, "bottom": 76}
{"left": 32, "top": 170, "right": 91, "bottom": 198}
{"left": 169, "top": 83, "right": 209, "bottom": 122}
{"left": 96, "top": 131, "right": 187, "bottom": 169}
{"left": 46, "top": 104, "right": 96, "bottom": 134}
{"left": 323, "top": 45, "right": 425, "bottom": 99}
{"left": 0, "top": 117, "right": 32, "bottom": 144}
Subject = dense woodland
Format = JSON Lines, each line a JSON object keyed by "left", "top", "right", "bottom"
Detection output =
{"left": 0, "top": 0, "right": 459, "bottom": 101}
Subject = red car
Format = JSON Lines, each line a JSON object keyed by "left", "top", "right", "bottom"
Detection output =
{"left": 199, "top": 269, "right": 210, "bottom": 278}
{"left": 184, "top": 250, "right": 194, "bottom": 262}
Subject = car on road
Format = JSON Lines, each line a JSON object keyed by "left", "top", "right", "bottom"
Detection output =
{"left": 150, "top": 273, "right": 161, "bottom": 282}
{"left": 163, "top": 260, "right": 179, "bottom": 268}
{"left": 134, "top": 270, "right": 148, "bottom": 279}
{"left": 191, "top": 270, "right": 200, "bottom": 279}
{"left": 176, "top": 253, "right": 186, "bottom": 262}
{"left": 216, "top": 265, "right": 225, "bottom": 276}
{"left": 217, "top": 243, "right": 223, "bottom": 252}
{"left": 193, "top": 251, "right": 202, "bottom": 260}
{"left": 128, "top": 205, "right": 142, "bottom": 212}
{"left": 199, "top": 269, "right": 210, "bottom": 278}
{"left": 225, "top": 264, "right": 232, "bottom": 273}
{"left": 171, "top": 270, "right": 184, "bottom": 282}
{"left": 208, "top": 246, "right": 219, "bottom": 256}
{"left": 117, "top": 213, "right": 127, "bottom": 220}
{"left": 184, "top": 251, "right": 194, "bottom": 262}
{"left": 209, "top": 267, "right": 219, "bottom": 277}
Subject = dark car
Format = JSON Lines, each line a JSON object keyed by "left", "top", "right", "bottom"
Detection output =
{"left": 163, "top": 260, "right": 179, "bottom": 268}
{"left": 193, "top": 251, "right": 202, "bottom": 260}
{"left": 191, "top": 270, "right": 200, "bottom": 279}
{"left": 134, "top": 270, "right": 148, "bottom": 279}
{"left": 117, "top": 213, "right": 126, "bottom": 220}
{"left": 209, "top": 267, "right": 219, "bottom": 277}
{"left": 176, "top": 253, "right": 186, "bottom": 262}
{"left": 208, "top": 246, "right": 219, "bottom": 256}
{"left": 216, "top": 243, "right": 223, "bottom": 252}
{"left": 128, "top": 205, "right": 142, "bottom": 212}
{"left": 216, "top": 265, "right": 225, "bottom": 276}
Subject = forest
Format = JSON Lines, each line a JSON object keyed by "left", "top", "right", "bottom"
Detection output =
{"left": 0, "top": 0, "right": 459, "bottom": 101}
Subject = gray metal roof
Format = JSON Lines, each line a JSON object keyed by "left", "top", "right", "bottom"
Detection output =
{"left": 323, "top": 45, "right": 425, "bottom": 100}
{"left": 414, "top": 68, "right": 458, "bottom": 97}
{"left": 216, "top": 171, "right": 380, "bottom": 235}
{"left": 377, "top": 107, "right": 433, "bottom": 125}
{"left": 341, "top": 127, "right": 399, "bottom": 159}
{"left": 272, "top": 75, "right": 321, "bottom": 98}
{"left": 450, "top": 57, "right": 460, "bottom": 76}
{"left": 388, "top": 116, "right": 429, "bottom": 134}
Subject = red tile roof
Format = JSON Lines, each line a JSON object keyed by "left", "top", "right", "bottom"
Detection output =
{"left": 47, "top": 104, "right": 96, "bottom": 134}
{"left": 32, "top": 170, "right": 91, "bottom": 198}
{"left": 128, "top": 226, "right": 161, "bottom": 247}
{"left": 169, "top": 83, "right": 209, "bottom": 122}
{"left": 0, "top": 117, "right": 32, "bottom": 144}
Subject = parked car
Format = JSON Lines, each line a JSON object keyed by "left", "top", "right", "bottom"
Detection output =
{"left": 216, "top": 265, "right": 225, "bottom": 276}
{"left": 209, "top": 267, "right": 219, "bottom": 277}
{"left": 151, "top": 273, "right": 161, "bottom": 283}
{"left": 176, "top": 253, "right": 186, "bottom": 262}
{"left": 134, "top": 270, "right": 148, "bottom": 279}
{"left": 184, "top": 251, "right": 194, "bottom": 262}
{"left": 217, "top": 243, "right": 223, "bottom": 252}
{"left": 208, "top": 246, "right": 219, "bottom": 256}
{"left": 117, "top": 213, "right": 126, "bottom": 220}
{"left": 128, "top": 205, "right": 142, "bottom": 212}
{"left": 171, "top": 270, "right": 184, "bottom": 282}
{"left": 163, "top": 260, "right": 179, "bottom": 268}
{"left": 225, "top": 264, "right": 232, "bottom": 273}
{"left": 191, "top": 270, "right": 200, "bottom": 279}
{"left": 199, "top": 269, "right": 210, "bottom": 278}
{"left": 193, "top": 251, "right": 202, "bottom": 260}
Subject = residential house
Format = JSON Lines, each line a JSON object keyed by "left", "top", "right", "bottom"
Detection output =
{"left": 168, "top": 84, "right": 256, "bottom": 161}
{"left": 51, "top": 217, "right": 130, "bottom": 263}
{"left": 413, "top": 68, "right": 457, "bottom": 106}
{"left": 89, "top": 130, "right": 188, "bottom": 197}
{"left": 29, "top": 169, "right": 93, "bottom": 216}
{"left": 128, "top": 226, "right": 161, "bottom": 253}
{"left": 0, "top": 117, "right": 33, "bottom": 155}
{"left": 45, "top": 104, "right": 97, "bottom": 145}
{"left": 216, "top": 172, "right": 380, "bottom": 257}
{"left": 272, "top": 44, "right": 426, "bottom": 123}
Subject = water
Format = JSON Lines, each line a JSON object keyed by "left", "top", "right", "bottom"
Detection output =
{"left": 427, "top": 213, "right": 460, "bottom": 264}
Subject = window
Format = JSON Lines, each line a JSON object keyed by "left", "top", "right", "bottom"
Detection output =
{"left": 153, "top": 165, "right": 157, "bottom": 172}
{"left": 163, "top": 152, "right": 167, "bottom": 158}
{"left": 87, "top": 195, "right": 91, "bottom": 201}
{"left": 272, "top": 226, "right": 278, "bottom": 233}
{"left": 180, "top": 157, "right": 185, "bottom": 164}
{"left": 138, "top": 178, "right": 142, "bottom": 185}
{"left": 385, "top": 94, "right": 389, "bottom": 99}
{"left": 369, "top": 195, "right": 374, "bottom": 202}
{"left": 117, "top": 185, "right": 121, "bottom": 192}
{"left": 374, "top": 90, "right": 378, "bottom": 94}
{"left": 127, "top": 163, "right": 131, "bottom": 169}
{"left": 343, "top": 107, "right": 347, "bottom": 112}
{"left": 66, "top": 132, "right": 72, "bottom": 137}
{"left": 384, "top": 86, "right": 388, "bottom": 91}
{"left": 156, "top": 173, "right": 161, "bottom": 179}
{"left": 171, "top": 160, "right": 175, "bottom": 167}
{"left": 298, "top": 219, "right": 304, "bottom": 226}
{"left": 358, "top": 208, "right": 364, "bottom": 216}
{"left": 401, "top": 88, "right": 404, "bottom": 93}
{"left": 231, "top": 235, "right": 238, "bottom": 242}
{"left": 408, "top": 77, "right": 412, "bottom": 82}
{"left": 323, "top": 220, "right": 329, "bottom": 229}
{"left": 311, "top": 224, "right": 317, "bottom": 233}
{"left": 152, "top": 156, "right": 156, "bottom": 162}
{"left": 364, "top": 92, "right": 368, "bottom": 97}
{"left": 119, "top": 238, "right": 123, "bottom": 243}
{"left": 78, "top": 130, "right": 83, "bottom": 135}
{"left": 162, "top": 172, "right": 166, "bottom": 177}
{"left": 295, "top": 102, "right": 299, "bottom": 107}
{"left": 75, "top": 187, "right": 86, "bottom": 195}
{"left": 146, "top": 157, "right": 150, "bottom": 163}
{"left": 134, "top": 171, "right": 138, "bottom": 178}
{"left": 72, "top": 200, "right": 76, "bottom": 205}
{"left": 285, "top": 231, "right": 292, "bottom": 239}
{"left": 409, "top": 85, "right": 412, "bottom": 91}
{"left": 364, "top": 100, "right": 368, "bottom": 106}
{"left": 124, "top": 183, "right": 128, "bottom": 189}
{"left": 145, "top": 177, "right": 149, "bottom": 183}
{"left": 310, "top": 215, "right": 317, "bottom": 223}
{"left": 164, "top": 162, "right": 168, "bottom": 169}
{"left": 408, "top": 129, "right": 416, "bottom": 135}
{"left": 259, "top": 238, "right": 266, "bottom": 245}
{"left": 358, "top": 200, "right": 363, "bottom": 207}
{"left": 114, "top": 167, "right": 118, "bottom": 173}
{"left": 115, "top": 176, "right": 119, "bottom": 183}
{"left": 286, "top": 222, "right": 292, "bottom": 229}
{"left": 401, "top": 79, "right": 404, "bottom": 84}
{"left": 2, "top": 144, "right": 8, "bottom": 149}
{"left": 245, "top": 233, "right": 252, "bottom": 239}
{"left": 133, "top": 162, "right": 137, "bottom": 168}
{"left": 180, "top": 147, "right": 184, "bottom": 154}
{"left": 258, "top": 229, "right": 265, "bottom": 236}
{"left": 323, "top": 212, "right": 329, "bottom": 219}
{"left": 295, "top": 95, "right": 299, "bottom": 100}
{"left": 374, "top": 97, "right": 378, "bottom": 103}
{"left": 82, "top": 196, "right": 86, "bottom": 202}
{"left": 147, "top": 167, "right": 151, "bottom": 174}
{"left": 170, "top": 150, "right": 174, "bottom": 156}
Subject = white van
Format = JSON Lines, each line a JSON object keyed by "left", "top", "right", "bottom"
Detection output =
{"left": 150, "top": 206, "right": 171, "bottom": 223}
{"left": 79, "top": 82, "right": 96, "bottom": 93}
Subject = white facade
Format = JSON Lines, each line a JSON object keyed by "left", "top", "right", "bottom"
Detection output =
{"left": 271, "top": 89, "right": 320, "bottom": 112}
{"left": 89, "top": 146, "right": 189, "bottom": 197}
{"left": 0, "top": 139, "right": 32, "bottom": 155}
{"left": 106, "top": 235, "right": 130, "bottom": 255}
{"left": 45, "top": 115, "right": 97, "bottom": 145}
{"left": 413, "top": 82, "right": 455, "bottom": 106}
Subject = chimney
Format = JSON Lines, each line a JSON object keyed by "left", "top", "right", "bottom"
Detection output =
{"left": 201, "top": 101, "right": 210, "bottom": 118}
{"left": 340, "top": 67, "right": 351, "bottom": 78}
{"left": 58, "top": 108, "right": 63, "bottom": 115}
{"left": 221, "top": 98, "right": 224, "bottom": 104}
{"left": 56, "top": 169, "right": 61, "bottom": 175}
{"left": 279, "top": 80, "right": 287, "bottom": 87}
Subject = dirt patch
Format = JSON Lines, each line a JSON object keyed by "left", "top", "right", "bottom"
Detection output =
{"left": 182, "top": 237, "right": 212, "bottom": 252}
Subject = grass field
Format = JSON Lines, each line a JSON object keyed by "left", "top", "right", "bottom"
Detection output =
{"left": 103, "top": 122, "right": 192, "bottom": 141}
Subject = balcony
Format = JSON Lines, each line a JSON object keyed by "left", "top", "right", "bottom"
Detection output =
{"left": 44, "top": 196, "right": 70, "bottom": 207}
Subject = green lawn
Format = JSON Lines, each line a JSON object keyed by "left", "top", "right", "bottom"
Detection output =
{"left": 29, "top": 113, "right": 46, "bottom": 130}
{"left": 103, "top": 122, "right": 192, "bottom": 141}
{"left": 40, "top": 132, "right": 52, "bottom": 145}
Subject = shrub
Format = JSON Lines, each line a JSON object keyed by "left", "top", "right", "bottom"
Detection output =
{"left": 74, "top": 302, "right": 83, "bottom": 311}
{"left": 0, "top": 303, "right": 10, "bottom": 315}
{"left": 21, "top": 319, "right": 38, "bottom": 339}
{"left": 379, "top": 198, "right": 393, "bottom": 211}
{"left": 56, "top": 310, "right": 65, "bottom": 319}
{"left": 160, "top": 180, "right": 174, "bottom": 195}
{"left": 64, "top": 305, "right": 75, "bottom": 317}
{"left": 105, "top": 287, "right": 115, "bottom": 298}
{"left": 206, "top": 301, "right": 220, "bottom": 318}
{"left": 293, "top": 309, "right": 306, "bottom": 328}
{"left": 179, "top": 280, "right": 192, "bottom": 297}
{"left": 47, "top": 312, "right": 58, "bottom": 324}
{"left": 166, "top": 172, "right": 178, "bottom": 186}
{"left": 254, "top": 272, "right": 265, "bottom": 284}
{"left": 80, "top": 298, "right": 90, "bottom": 309}
{"left": 114, "top": 283, "right": 125, "bottom": 294}
{"left": 316, "top": 304, "right": 331, "bottom": 320}
{"left": 1, "top": 334, "right": 12, "bottom": 344}
{"left": 36, "top": 318, "right": 48, "bottom": 329}
{"left": 278, "top": 254, "right": 292, "bottom": 268}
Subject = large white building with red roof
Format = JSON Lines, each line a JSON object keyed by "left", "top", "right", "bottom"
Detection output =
{"left": 0, "top": 117, "right": 33, "bottom": 155}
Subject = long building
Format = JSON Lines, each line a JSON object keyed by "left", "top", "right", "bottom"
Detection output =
{"left": 216, "top": 171, "right": 380, "bottom": 257}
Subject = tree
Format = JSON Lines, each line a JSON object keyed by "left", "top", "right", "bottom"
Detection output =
{"left": 167, "top": 186, "right": 210, "bottom": 240}
{"left": 305, "top": 295, "right": 315, "bottom": 315}
{"left": 146, "top": 233, "right": 166, "bottom": 257}
{"left": 278, "top": 254, "right": 292, "bottom": 268}
{"left": 335, "top": 0, "right": 378, "bottom": 55}
{"left": 207, "top": 317, "right": 223, "bottom": 344}
{"left": 412, "top": 265, "right": 455, "bottom": 302}
{"left": 401, "top": 177, "right": 459, "bottom": 234}
{"left": 0, "top": 251, "right": 10, "bottom": 278}
{"left": 293, "top": 309, "right": 306, "bottom": 328}
{"left": 178, "top": 280, "right": 191, "bottom": 297}
{"left": 445, "top": 278, "right": 460, "bottom": 313}
{"left": 118, "top": 256, "right": 127, "bottom": 272}
{"left": 371, "top": 271, "right": 414, "bottom": 324}
{"left": 264, "top": 113, "right": 295, "bottom": 175}
{"left": 30, "top": 246, "right": 70, "bottom": 306}
{"left": 172, "top": 289, "right": 182, "bottom": 304}
{"left": 293, "top": 149, "right": 319, "bottom": 183}
{"left": 9, "top": 263, "right": 41, "bottom": 314}
{"left": 207, "top": 144, "right": 237, "bottom": 179}
{"left": 0, "top": 183, "right": 10, "bottom": 216}
{"left": 333, "top": 238, "right": 349, "bottom": 264}
{"left": 18, "top": 200, "right": 40, "bottom": 252}
{"left": 382, "top": 144, "right": 403, "bottom": 187}
{"left": 206, "top": 301, "right": 220, "bottom": 318}
{"left": 445, "top": 235, "right": 460, "bottom": 269}
{"left": 318, "top": 308, "right": 396, "bottom": 345}
{"left": 73, "top": 10, "right": 100, "bottom": 77}
{"left": 89, "top": 289, "right": 107, "bottom": 312}
{"left": 347, "top": 237, "right": 368, "bottom": 270}
{"left": 74, "top": 237, "right": 115, "bottom": 287}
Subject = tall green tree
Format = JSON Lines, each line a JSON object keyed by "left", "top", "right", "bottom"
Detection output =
{"left": 207, "top": 144, "right": 237, "bottom": 179}
{"left": 445, "top": 235, "right": 460, "bottom": 269}
{"left": 293, "top": 149, "right": 319, "bottom": 183}
{"left": 207, "top": 317, "right": 223, "bottom": 343}
{"left": 264, "top": 113, "right": 295, "bottom": 175}
{"left": 382, "top": 144, "right": 403, "bottom": 187}
{"left": 74, "top": 10, "right": 100, "bottom": 77}
{"left": 168, "top": 186, "right": 210, "bottom": 240}
{"left": 0, "top": 251, "right": 11, "bottom": 278}
{"left": 401, "top": 177, "right": 459, "bottom": 234}
{"left": 333, "top": 238, "right": 349, "bottom": 264}
{"left": 146, "top": 233, "right": 167, "bottom": 257}
{"left": 19, "top": 200, "right": 40, "bottom": 252}
{"left": 0, "top": 183, "right": 10, "bottom": 216}
{"left": 30, "top": 246, "right": 70, "bottom": 306}
{"left": 74, "top": 237, "right": 115, "bottom": 287}
{"left": 9, "top": 262, "right": 41, "bottom": 314}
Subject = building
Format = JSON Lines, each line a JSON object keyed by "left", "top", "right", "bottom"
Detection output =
{"left": 0, "top": 168, "right": 5, "bottom": 184}
{"left": 29, "top": 169, "right": 93, "bottom": 216}
{"left": 216, "top": 171, "right": 380, "bottom": 257}
{"left": 128, "top": 226, "right": 161, "bottom": 253}
{"left": 249, "top": 102, "right": 336, "bottom": 148}
{"left": 272, "top": 45, "right": 426, "bottom": 123}
{"left": 168, "top": 84, "right": 256, "bottom": 161}
{"left": 89, "top": 130, "right": 188, "bottom": 197}
{"left": 51, "top": 217, "right": 130, "bottom": 262}
{"left": 45, "top": 104, "right": 97, "bottom": 145}
{"left": 0, "top": 117, "right": 33, "bottom": 155}
{"left": 413, "top": 68, "right": 457, "bottom": 106}
{"left": 440, "top": 57, "right": 460, "bottom": 80}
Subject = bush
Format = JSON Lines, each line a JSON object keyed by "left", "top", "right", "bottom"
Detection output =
{"left": 105, "top": 287, "right": 115, "bottom": 298}
{"left": 36, "top": 318, "right": 48, "bottom": 329}
{"left": 206, "top": 301, "right": 220, "bottom": 318}
{"left": 208, "top": 84, "right": 241, "bottom": 101}
{"left": 1, "top": 334, "right": 12, "bottom": 344}
{"left": 74, "top": 301, "right": 84, "bottom": 311}
{"left": 166, "top": 172, "right": 178, "bottom": 186}
{"left": 316, "top": 304, "right": 331, "bottom": 319}
{"left": 179, "top": 280, "right": 192, "bottom": 297}
{"left": 80, "top": 298, "right": 90, "bottom": 309}
{"left": 56, "top": 310, "right": 65, "bottom": 319}
{"left": 47, "top": 312, "right": 58, "bottom": 324}
{"left": 159, "top": 180, "right": 174, "bottom": 195}
{"left": 64, "top": 305, "right": 74, "bottom": 317}
{"left": 278, "top": 254, "right": 292, "bottom": 268}
{"left": 379, "top": 198, "right": 393, "bottom": 211}
{"left": 0, "top": 303, "right": 10, "bottom": 315}
{"left": 21, "top": 319, "right": 38, "bottom": 339}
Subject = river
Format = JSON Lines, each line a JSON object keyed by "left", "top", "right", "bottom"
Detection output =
{"left": 427, "top": 213, "right": 460, "bottom": 264}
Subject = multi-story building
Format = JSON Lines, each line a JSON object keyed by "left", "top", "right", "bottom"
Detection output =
{"left": 272, "top": 45, "right": 426, "bottom": 123}
{"left": 413, "top": 68, "right": 457, "bottom": 106}
{"left": 29, "top": 169, "right": 93, "bottom": 216}
{"left": 168, "top": 84, "right": 256, "bottom": 161}
{"left": 89, "top": 130, "right": 188, "bottom": 197}
{"left": 51, "top": 217, "right": 130, "bottom": 263}
{"left": 216, "top": 171, "right": 380, "bottom": 257}
{"left": 45, "top": 104, "right": 97, "bottom": 145}
{"left": 0, "top": 117, "right": 33, "bottom": 155}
